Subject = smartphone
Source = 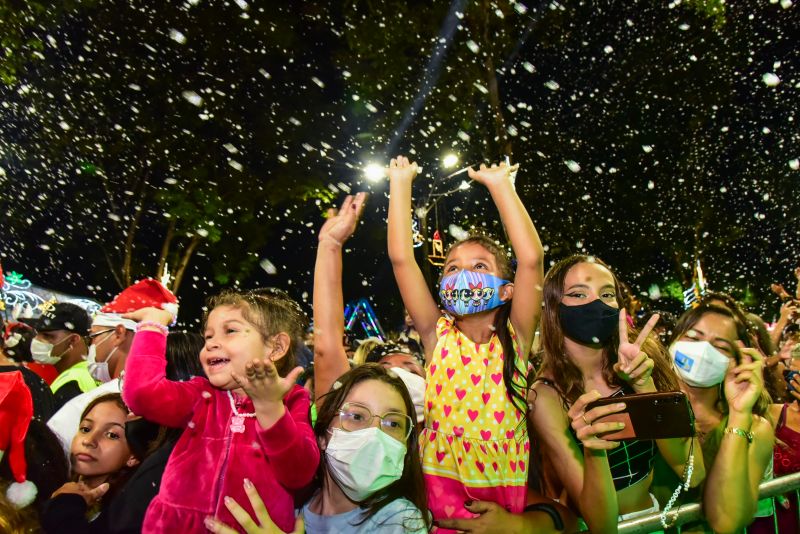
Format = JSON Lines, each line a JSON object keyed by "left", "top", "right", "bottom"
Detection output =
{"left": 584, "top": 391, "right": 695, "bottom": 441}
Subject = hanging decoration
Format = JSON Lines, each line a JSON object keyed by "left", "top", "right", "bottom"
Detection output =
{"left": 682, "top": 259, "right": 708, "bottom": 309}
{"left": 411, "top": 218, "right": 424, "bottom": 248}
{"left": 428, "top": 230, "right": 446, "bottom": 266}
{"left": 1, "top": 270, "right": 103, "bottom": 320}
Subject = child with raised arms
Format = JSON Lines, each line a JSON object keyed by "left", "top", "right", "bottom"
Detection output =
{"left": 122, "top": 289, "right": 319, "bottom": 533}
{"left": 387, "top": 156, "right": 542, "bottom": 526}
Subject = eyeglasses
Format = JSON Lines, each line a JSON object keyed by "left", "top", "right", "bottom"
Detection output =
{"left": 338, "top": 402, "right": 413, "bottom": 441}
{"left": 87, "top": 328, "right": 114, "bottom": 341}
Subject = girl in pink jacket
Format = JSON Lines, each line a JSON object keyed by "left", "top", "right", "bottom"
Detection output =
{"left": 122, "top": 290, "right": 319, "bottom": 533}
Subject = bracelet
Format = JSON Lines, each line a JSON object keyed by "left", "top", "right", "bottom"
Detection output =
{"left": 523, "top": 503, "right": 564, "bottom": 531}
{"left": 724, "top": 426, "right": 753, "bottom": 443}
{"left": 319, "top": 236, "right": 343, "bottom": 247}
{"left": 136, "top": 321, "right": 169, "bottom": 335}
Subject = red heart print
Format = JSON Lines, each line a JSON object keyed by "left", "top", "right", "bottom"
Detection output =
{"left": 432, "top": 420, "right": 440, "bottom": 430}
{"left": 461, "top": 355, "right": 471, "bottom": 366}
{"left": 483, "top": 358, "right": 489, "bottom": 366}
{"left": 427, "top": 400, "right": 433, "bottom": 411}
{"left": 429, "top": 431, "right": 436, "bottom": 442}
{"left": 471, "top": 374, "right": 481, "bottom": 386}
{"left": 446, "top": 435, "right": 453, "bottom": 444}
{"left": 482, "top": 393, "right": 491, "bottom": 404}
{"left": 494, "top": 411, "right": 505, "bottom": 424}
{"left": 455, "top": 388, "right": 466, "bottom": 401}
{"left": 510, "top": 460, "right": 517, "bottom": 472}
{"left": 492, "top": 442, "right": 499, "bottom": 452}
{"left": 446, "top": 368, "right": 456, "bottom": 379}
{"left": 443, "top": 405, "right": 452, "bottom": 417}
{"left": 500, "top": 352, "right": 505, "bottom": 360}
{"left": 491, "top": 373, "right": 502, "bottom": 385}
{"left": 456, "top": 338, "right": 461, "bottom": 346}
{"left": 463, "top": 441, "right": 471, "bottom": 452}
{"left": 435, "top": 384, "right": 443, "bottom": 395}
{"left": 453, "top": 426, "right": 464, "bottom": 437}
{"left": 430, "top": 364, "right": 437, "bottom": 375}
{"left": 481, "top": 430, "right": 492, "bottom": 440}
{"left": 479, "top": 444, "right": 488, "bottom": 454}
{"left": 436, "top": 451, "right": 446, "bottom": 463}
{"left": 524, "top": 442, "right": 530, "bottom": 453}
{"left": 457, "top": 456, "right": 463, "bottom": 465}
{"left": 519, "top": 460, "right": 526, "bottom": 471}
{"left": 489, "top": 342, "right": 495, "bottom": 352}
{"left": 441, "top": 348, "right": 449, "bottom": 358}
{"left": 492, "top": 462, "right": 499, "bottom": 472}
{"left": 502, "top": 442, "right": 509, "bottom": 453}
{"left": 505, "top": 430, "right": 515, "bottom": 439}
{"left": 474, "top": 343, "right": 481, "bottom": 353}
{"left": 467, "top": 409, "right": 479, "bottom": 422}
{"left": 475, "top": 461, "right": 485, "bottom": 473}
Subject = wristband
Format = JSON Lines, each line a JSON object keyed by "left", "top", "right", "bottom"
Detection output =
{"left": 136, "top": 321, "right": 169, "bottom": 335}
{"left": 724, "top": 426, "right": 753, "bottom": 443}
{"left": 523, "top": 503, "right": 564, "bottom": 531}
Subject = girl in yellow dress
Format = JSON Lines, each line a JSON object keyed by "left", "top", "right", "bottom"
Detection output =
{"left": 387, "top": 156, "right": 543, "bottom": 527}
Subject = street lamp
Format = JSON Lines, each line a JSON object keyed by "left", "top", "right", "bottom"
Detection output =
{"left": 442, "top": 153, "right": 459, "bottom": 169}
{"left": 363, "top": 163, "right": 385, "bottom": 182}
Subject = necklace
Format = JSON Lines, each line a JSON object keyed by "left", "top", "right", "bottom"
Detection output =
{"left": 227, "top": 391, "right": 256, "bottom": 433}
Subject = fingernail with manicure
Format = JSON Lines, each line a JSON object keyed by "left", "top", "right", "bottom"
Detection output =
{"left": 243, "top": 478, "right": 253, "bottom": 489}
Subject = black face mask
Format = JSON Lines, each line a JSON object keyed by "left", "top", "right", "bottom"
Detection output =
{"left": 124, "top": 417, "right": 160, "bottom": 459}
{"left": 559, "top": 300, "right": 620, "bottom": 345}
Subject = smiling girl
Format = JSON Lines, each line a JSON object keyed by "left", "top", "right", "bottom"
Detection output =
{"left": 41, "top": 393, "right": 140, "bottom": 533}
{"left": 121, "top": 290, "right": 319, "bottom": 533}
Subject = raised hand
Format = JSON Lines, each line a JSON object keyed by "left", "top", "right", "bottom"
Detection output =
{"left": 568, "top": 390, "right": 625, "bottom": 450}
{"left": 771, "top": 283, "right": 790, "bottom": 300}
{"left": 318, "top": 192, "right": 367, "bottom": 247}
{"left": 725, "top": 345, "right": 764, "bottom": 415}
{"left": 779, "top": 300, "right": 799, "bottom": 322}
{"left": 614, "top": 310, "right": 659, "bottom": 392}
{"left": 467, "top": 161, "right": 519, "bottom": 187}
{"left": 231, "top": 358, "right": 303, "bottom": 407}
{"left": 387, "top": 155, "right": 419, "bottom": 182}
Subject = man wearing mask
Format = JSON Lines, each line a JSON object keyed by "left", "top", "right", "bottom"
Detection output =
{"left": 47, "top": 279, "right": 177, "bottom": 448}
{"left": 25, "top": 302, "right": 96, "bottom": 410}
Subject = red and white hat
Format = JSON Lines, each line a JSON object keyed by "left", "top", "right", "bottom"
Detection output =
{"left": 93, "top": 279, "right": 179, "bottom": 330}
{"left": 0, "top": 371, "right": 37, "bottom": 508}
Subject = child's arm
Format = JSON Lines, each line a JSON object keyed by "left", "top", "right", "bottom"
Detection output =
{"left": 255, "top": 385, "right": 320, "bottom": 490}
{"left": 467, "top": 162, "right": 544, "bottom": 359}
{"left": 313, "top": 193, "right": 367, "bottom": 402}
{"left": 387, "top": 156, "right": 440, "bottom": 362}
{"left": 122, "top": 308, "right": 205, "bottom": 427}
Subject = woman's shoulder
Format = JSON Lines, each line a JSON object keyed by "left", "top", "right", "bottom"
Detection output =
{"left": 369, "top": 498, "right": 427, "bottom": 531}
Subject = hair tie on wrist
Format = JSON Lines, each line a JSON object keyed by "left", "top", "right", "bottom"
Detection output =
{"left": 136, "top": 321, "right": 169, "bottom": 335}
{"left": 320, "top": 236, "right": 343, "bottom": 247}
{"left": 724, "top": 426, "right": 753, "bottom": 443}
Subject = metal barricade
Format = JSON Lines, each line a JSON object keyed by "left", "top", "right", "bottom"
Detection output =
{"left": 577, "top": 472, "right": 800, "bottom": 533}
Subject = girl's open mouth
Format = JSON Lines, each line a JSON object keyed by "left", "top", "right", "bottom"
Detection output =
{"left": 207, "top": 357, "right": 231, "bottom": 370}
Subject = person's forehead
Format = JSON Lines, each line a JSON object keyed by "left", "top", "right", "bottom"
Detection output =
{"left": 346, "top": 380, "right": 406, "bottom": 413}
{"left": 565, "top": 262, "right": 614, "bottom": 285}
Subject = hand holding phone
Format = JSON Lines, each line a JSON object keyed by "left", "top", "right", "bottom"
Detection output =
{"left": 584, "top": 391, "right": 695, "bottom": 441}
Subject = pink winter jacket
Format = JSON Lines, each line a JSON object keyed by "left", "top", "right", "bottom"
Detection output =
{"left": 123, "top": 331, "right": 319, "bottom": 533}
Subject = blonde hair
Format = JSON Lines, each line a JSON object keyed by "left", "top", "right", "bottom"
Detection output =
{"left": 352, "top": 337, "right": 383, "bottom": 365}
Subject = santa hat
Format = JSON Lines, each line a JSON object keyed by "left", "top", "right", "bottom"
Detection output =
{"left": 93, "top": 279, "right": 179, "bottom": 329}
{"left": 0, "top": 371, "right": 37, "bottom": 508}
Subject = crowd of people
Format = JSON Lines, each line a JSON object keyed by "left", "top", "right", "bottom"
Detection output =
{"left": 1, "top": 157, "right": 798, "bottom": 533}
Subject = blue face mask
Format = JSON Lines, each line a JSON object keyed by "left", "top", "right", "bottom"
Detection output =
{"left": 439, "top": 270, "right": 510, "bottom": 316}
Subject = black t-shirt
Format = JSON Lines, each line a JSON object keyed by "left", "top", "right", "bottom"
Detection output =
{"left": 53, "top": 380, "right": 84, "bottom": 413}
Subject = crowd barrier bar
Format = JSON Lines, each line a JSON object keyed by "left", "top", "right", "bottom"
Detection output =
{"left": 576, "top": 471, "right": 800, "bottom": 534}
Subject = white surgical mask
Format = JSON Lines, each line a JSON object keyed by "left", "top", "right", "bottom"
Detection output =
{"left": 670, "top": 340, "right": 731, "bottom": 388}
{"left": 30, "top": 336, "right": 70, "bottom": 365}
{"left": 325, "top": 427, "right": 406, "bottom": 502}
{"left": 87, "top": 332, "right": 117, "bottom": 383}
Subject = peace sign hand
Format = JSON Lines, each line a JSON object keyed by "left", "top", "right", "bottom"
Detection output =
{"left": 614, "top": 310, "right": 659, "bottom": 393}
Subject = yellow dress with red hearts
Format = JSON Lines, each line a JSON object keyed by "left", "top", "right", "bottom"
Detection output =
{"left": 420, "top": 316, "right": 529, "bottom": 527}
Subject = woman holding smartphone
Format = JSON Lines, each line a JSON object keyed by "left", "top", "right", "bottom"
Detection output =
{"left": 529, "top": 255, "right": 704, "bottom": 526}
{"left": 662, "top": 303, "right": 774, "bottom": 533}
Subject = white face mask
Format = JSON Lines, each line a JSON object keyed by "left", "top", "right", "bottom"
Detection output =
{"left": 325, "top": 427, "right": 406, "bottom": 502}
{"left": 30, "top": 336, "right": 71, "bottom": 365}
{"left": 87, "top": 332, "right": 117, "bottom": 383}
{"left": 670, "top": 340, "right": 732, "bottom": 388}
